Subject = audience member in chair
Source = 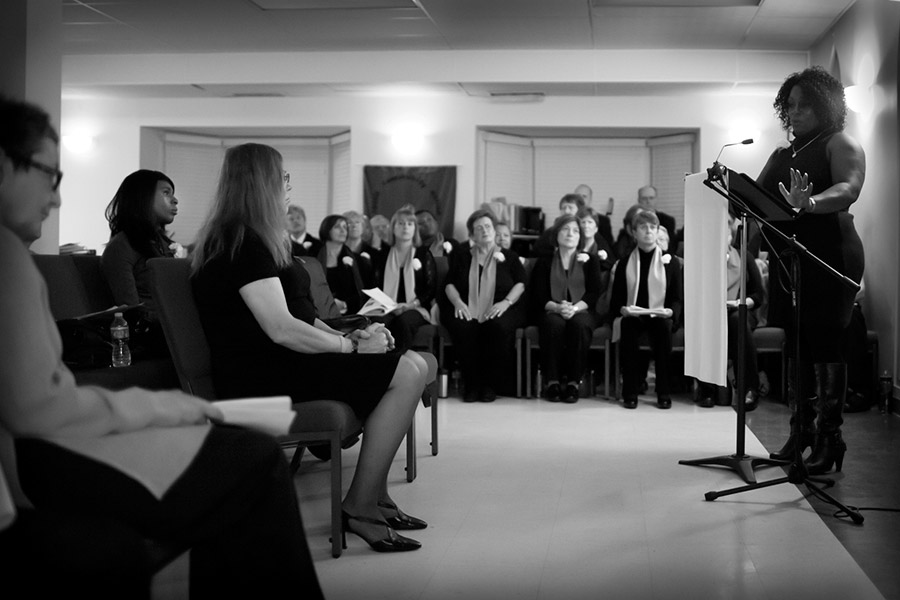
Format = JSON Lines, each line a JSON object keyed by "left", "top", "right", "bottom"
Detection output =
{"left": 529, "top": 215, "right": 603, "bottom": 403}
{"left": 444, "top": 209, "right": 527, "bottom": 402}
{"left": 612, "top": 203, "right": 643, "bottom": 261}
{"left": 192, "top": 142, "right": 429, "bottom": 553}
{"left": 0, "top": 97, "right": 324, "bottom": 597}
{"left": 101, "top": 169, "right": 187, "bottom": 356}
{"left": 417, "top": 208, "right": 459, "bottom": 258}
{"left": 696, "top": 215, "right": 764, "bottom": 410}
{"left": 317, "top": 213, "right": 366, "bottom": 314}
{"left": 343, "top": 210, "right": 378, "bottom": 288}
{"left": 573, "top": 184, "right": 614, "bottom": 246}
{"left": 286, "top": 203, "right": 322, "bottom": 257}
{"left": 578, "top": 206, "right": 616, "bottom": 273}
{"left": 532, "top": 193, "right": 585, "bottom": 257}
{"left": 610, "top": 209, "right": 683, "bottom": 409}
{"left": 370, "top": 206, "right": 437, "bottom": 353}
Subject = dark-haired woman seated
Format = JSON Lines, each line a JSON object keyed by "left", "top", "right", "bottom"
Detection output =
{"left": 530, "top": 215, "right": 603, "bottom": 403}
{"left": 317, "top": 214, "right": 366, "bottom": 315}
{"left": 192, "top": 143, "right": 430, "bottom": 553}
{"left": 371, "top": 206, "right": 437, "bottom": 353}
{"left": 444, "top": 209, "right": 527, "bottom": 402}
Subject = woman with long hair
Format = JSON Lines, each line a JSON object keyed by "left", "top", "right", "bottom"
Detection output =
{"left": 371, "top": 206, "right": 437, "bottom": 353}
{"left": 192, "top": 143, "right": 429, "bottom": 552}
{"left": 759, "top": 66, "right": 866, "bottom": 474}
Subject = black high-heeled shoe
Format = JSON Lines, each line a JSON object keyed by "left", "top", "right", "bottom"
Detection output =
{"left": 377, "top": 500, "right": 428, "bottom": 530}
{"left": 341, "top": 511, "right": 421, "bottom": 552}
{"left": 805, "top": 432, "right": 847, "bottom": 475}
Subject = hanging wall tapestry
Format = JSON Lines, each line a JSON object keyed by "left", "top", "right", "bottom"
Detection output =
{"left": 363, "top": 166, "right": 456, "bottom": 238}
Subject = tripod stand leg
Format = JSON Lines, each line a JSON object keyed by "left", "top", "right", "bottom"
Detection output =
{"left": 679, "top": 454, "right": 786, "bottom": 485}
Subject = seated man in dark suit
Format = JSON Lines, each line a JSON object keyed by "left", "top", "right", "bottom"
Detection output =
{"left": 574, "top": 184, "right": 614, "bottom": 247}
{"left": 637, "top": 185, "right": 676, "bottom": 239}
{"left": 287, "top": 204, "right": 323, "bottom": 257}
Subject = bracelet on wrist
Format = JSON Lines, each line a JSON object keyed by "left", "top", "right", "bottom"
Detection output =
{"left": 808, "top": 197, "right": 817, "bottom": 213}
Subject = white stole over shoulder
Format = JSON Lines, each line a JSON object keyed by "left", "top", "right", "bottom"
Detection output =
{"left": 625, "top": 245, "right": 666, "bottom": 309}
{"left": 684, "top": 172, "right": 728, "bottom": 386}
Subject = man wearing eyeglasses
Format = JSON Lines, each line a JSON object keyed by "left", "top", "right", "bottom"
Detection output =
{"left": 0, "top": 129, "right": 63, "bottom": 246}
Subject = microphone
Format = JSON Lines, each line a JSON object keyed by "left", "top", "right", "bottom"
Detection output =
{"left": 708, "top": 138, "right": 753, "bottom": 182}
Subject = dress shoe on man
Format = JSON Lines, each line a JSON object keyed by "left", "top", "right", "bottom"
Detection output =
{"left": 657, "top": 395, "right": 672, "bottom": 409}
{"left": 544, "top": 382, "right": 561, "bottom": 402}
{"left": 561, "top": 383, "right": 579, "bottom": 404}
{"left": 623, "top": 396, "right": 638, "bottom": 409}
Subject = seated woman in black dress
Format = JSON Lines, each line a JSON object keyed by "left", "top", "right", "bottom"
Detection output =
{"left": 343, "top": 210, "right": 378, "bottom": 288}
{"left": 370, "top": 206, "right": 437, "bottom": 353}
{"left": 192, "top": 143, "right": 430, "bottom": 553}
{"left": 316, "top": 214, "right": 366, "bottom": 315}
{"left": 609, "top": 208, "right": 683, "bottom": 410}
{"left": 529, "top": 215, "right": 603, "bottom": 403}
{"left": 444, "top": 209, "right": 527, "bottom": 402}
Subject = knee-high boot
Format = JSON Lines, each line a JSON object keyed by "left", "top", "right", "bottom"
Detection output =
{"left": 805, "top": 363, "right": 848, "bottom": 474}
{"left": 769, "top": 360, "right": 816, "bottom": 461}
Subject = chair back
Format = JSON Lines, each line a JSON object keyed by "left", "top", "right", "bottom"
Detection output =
{"left": 296, "top": 256, "right": 342, "bottom": 319}
{"left": 147, "top": 258, "right": 216, "bottom": 399}
{"left": 32, "top": 254, "right": 114, "bottom": 320}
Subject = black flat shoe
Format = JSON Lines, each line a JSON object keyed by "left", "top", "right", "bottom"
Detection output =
{"left": 378, "top": 500, "right": 427, "bottom": 530}
{"left": 657, "top": 396, "right": 672, "bottom": 409}
{"left": 480, "top": 387, "right": 497, "bottom": 402}
{"left": 561, "top": 383, "right": 579, "bottom": 404}
{"left": 623, "top": 396, "right": 638, "bottom": 409}
{"left": 341, "top": 511, "right": 421, "bottom": 552}
{"left": 545, "top": 382, "right": 561, "bottom": 402}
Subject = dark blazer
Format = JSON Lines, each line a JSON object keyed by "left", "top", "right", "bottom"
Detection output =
{"left": 446, "top": 246, "right": 527, "bottom": 305}
{"left": 289, "top": 234, "right": 323, "bottom": 258}
{"left": 529, "top": 253, "right": 603, "bottom": 320}
{"left": 317, "top": 245, "right": 365, "bottom": 314}
{"left": 372, "top": 245, "right": 438, "bottom": 310}
{"left": 609, "top": 249, "right": 683, "bottom": 329}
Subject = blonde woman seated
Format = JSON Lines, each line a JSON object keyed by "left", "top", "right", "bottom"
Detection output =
{"left": 369, "top": 207, "right": 437, "bottom": 353}
{"left": 529, "top": 215, "right": 603, "bottom": 403}
{"left": 343, "top": 210, "right": 378, "bottom": 289}
{"left": 192, "top": 143, "right": 430, "bottom": 553}
{"left": 445, "top": 209, "right": 527, "bottom": 402}
{"left": 609, "top": 208, "right": 683, "bottom": 409}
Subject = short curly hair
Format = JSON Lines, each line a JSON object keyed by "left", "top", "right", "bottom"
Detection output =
{"left": 773, "top": 66, "right": 847, "bottom": 133}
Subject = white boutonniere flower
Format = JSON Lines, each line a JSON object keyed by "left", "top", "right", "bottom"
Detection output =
{"left": 302, "top": 241, "right": 312, "bottom": 250}
{"left": 169, "top": 242, "right": 188, "bottom": 258}
{"left": 598, "top": 250, "right": 608, "bottom": 261}
{"left": 661, "top": 253, "right": 672, "bottom": 265}
{"left": 443, "top": 241, "right": 453, "bottom": 253}
{"left": 342, "top": 256, "right": 354, "bottom": 267}
{"left": 493, "top": 251, "right": 505, "bottom": 263}
{"left": 360, "top": 252, "right": 371, "bottom": 260}
{"left": 576, "top": 253, "right": 589, "bottom": 263}
{"left": 519, "top": 256, "right": 526, "bottom": 265}
{"left": 413, "top": 258, "right": 422, "bottom": 271}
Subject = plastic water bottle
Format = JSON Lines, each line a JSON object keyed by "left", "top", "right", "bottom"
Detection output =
{"left": 110, "top": 312, "right": 132, "bottom": 368}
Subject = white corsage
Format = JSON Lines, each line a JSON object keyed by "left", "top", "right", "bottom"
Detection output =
{"left": 519, "top": 256, "right": 526, "bottom": 265}
{"left": 493, "top": 251, "right": 505, "bottom": 263}
{"left": 661, "top": 253, "right": 672, "bottom": 265}
{"left": 413, "top": 258, "right": 422, "bottom": 271}
{"left": 576, "top": 253, "right": 589, "bottom": 263}
{"left": 169, "top": 242, "right": 188, "bottom": 258}
{"left": 342, "top": 256, "right": 354, "bottom": 267}
{"left": 598, "top": 250, "right": 608, "bottom": 261}
{"left": 360, "top": 252, "right": 371, "bottom": 260}
{"left": 443, "top": 241, "right": 453, "bottom": 253}
{"left": 302, "top": 241, "right": 312, "bottom": 250}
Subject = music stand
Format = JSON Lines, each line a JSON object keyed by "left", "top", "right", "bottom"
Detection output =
{"left": 688, "top": 164, "right": 863, "bottom": 524}
{"left": 678, "top": 165, "right": 791, "bottom": 483}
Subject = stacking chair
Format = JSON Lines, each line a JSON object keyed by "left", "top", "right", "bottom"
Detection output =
{"left": 147, "top": 257, "right": 363, "bottom": 558}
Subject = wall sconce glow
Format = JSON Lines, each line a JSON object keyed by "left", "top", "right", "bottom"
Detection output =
{"left": 845, "top": 85, "right": 874, "bottom": 116}
{"left": 62, "top": 134, "right": 95, "bottom": 154}
{"left": 391, "top": 125, "right": 425, "bottom": 154}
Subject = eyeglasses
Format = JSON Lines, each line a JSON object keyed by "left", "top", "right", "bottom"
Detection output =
{"left": 15, "top": 155, "right": 63, "bottom": 191}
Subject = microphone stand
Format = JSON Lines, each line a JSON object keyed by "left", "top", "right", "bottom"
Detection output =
{"left": 678, "top": 169, "right": 785, "bottom": 484}
{"left": 693, "top": 166, "right": 863, "bottom": 523}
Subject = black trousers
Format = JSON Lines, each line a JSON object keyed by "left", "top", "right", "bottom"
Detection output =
{"left": 538, "top": 311, "right": 599, "bottom": 383}
{"left": 620, "top": 316, "right": 672, "bottom": 398}
{"left": 446, "top": 307, "right": 524, "bottom": 394}
{"left": 16, "top": 425, "right": 323, "bottom": 599}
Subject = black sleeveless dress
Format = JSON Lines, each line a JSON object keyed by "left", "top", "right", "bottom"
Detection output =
{"left": 758, "top": 129, "right": 864, "bottom": 333}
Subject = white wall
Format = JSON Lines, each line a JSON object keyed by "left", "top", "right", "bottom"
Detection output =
{"left": 60, "top": 91, "right": 781, "bottom": 251}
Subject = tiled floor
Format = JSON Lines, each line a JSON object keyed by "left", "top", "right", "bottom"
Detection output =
{"left": 293, "top": 391, "right": 895, "bottom": 600}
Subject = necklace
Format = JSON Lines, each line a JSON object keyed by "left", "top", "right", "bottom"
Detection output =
{"left": 791, "top": 131, "right": 825, "bottom": 158}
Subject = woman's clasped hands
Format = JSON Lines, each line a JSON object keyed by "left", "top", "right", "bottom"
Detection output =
{"left": 346, "top": 322, "right": 396, "bottom": 353}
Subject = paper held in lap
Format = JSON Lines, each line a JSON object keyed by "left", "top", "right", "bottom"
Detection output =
{"left": 213, "top": 396, "right": 294, "bottom": 437}
{"left": 357, "top": 288, "right": 398, "bottom": 316}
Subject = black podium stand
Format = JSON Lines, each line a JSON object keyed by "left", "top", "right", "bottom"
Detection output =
{"left": 683, "top": 165, "right": 863, "bottom": 524}
{"left": 678, "top": 166, "right": 793, "bottom": 483}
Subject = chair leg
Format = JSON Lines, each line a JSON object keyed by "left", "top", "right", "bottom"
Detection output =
{"left": 516, "top": 336, "right": 523, "bottom": 398}
{"left": 431, "top": 395, "right": 439, "bottom": 456}
{"left": 405, "top": 419, "right": 416, "bottom": 483}
{"left": 526, "top": 339, "right": 533, "bottom": 398}
{"left": 330, "top": 434, "right": 343, "bottom": 558}
{"left": 289, "top": 444, "right": 306, "bottom": 474}
{"left": 604, "top": 340, "right": 611, "bottom": 399}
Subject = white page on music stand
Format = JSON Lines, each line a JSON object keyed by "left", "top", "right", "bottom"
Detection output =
{"left": 684, "top": 173, "right": 727, "bottom": 387}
